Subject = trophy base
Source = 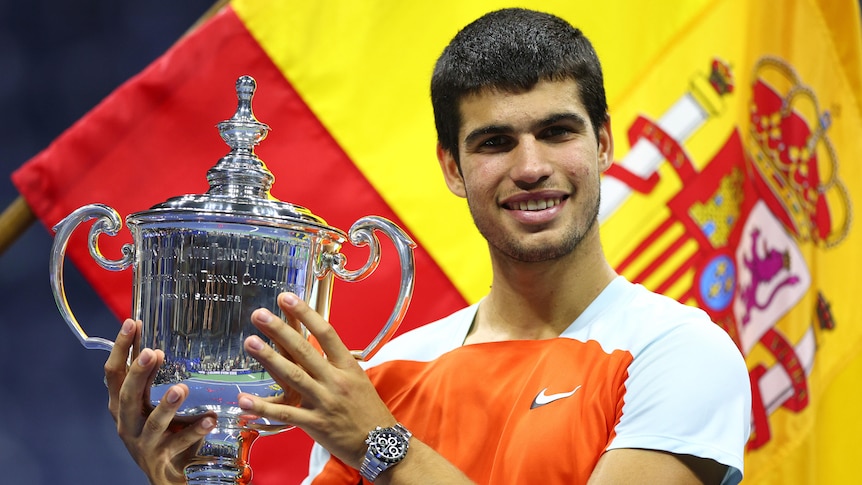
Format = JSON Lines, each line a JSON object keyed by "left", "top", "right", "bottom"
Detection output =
{"left": 182, "top": 417, "right": 262, "bottom": 485}
{"left": 185, "top": 461, "right": 252, "bottom": 485}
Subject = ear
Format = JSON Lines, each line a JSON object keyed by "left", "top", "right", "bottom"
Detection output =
{"left": 597, "top": 114, "right": 614, "bottom": 173}
{"left": 437, "top": 143, "right": 467, "bottom": 198}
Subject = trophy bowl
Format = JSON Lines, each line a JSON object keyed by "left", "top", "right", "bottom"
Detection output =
{"left": 49, "top": 76, "right": 416, "bottom": 484}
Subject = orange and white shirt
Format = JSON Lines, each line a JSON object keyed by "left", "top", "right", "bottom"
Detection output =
{"left": 304, "top": 276, "right": 751, "bottom": 484}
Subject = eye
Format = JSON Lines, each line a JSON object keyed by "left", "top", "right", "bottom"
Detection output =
{"left": 475, "top": 135, "right": 513, "bottom": 152}
{"left": 484, "top": 135, "right": 507, "bottom": 146}
{"left": 540, "top": 125, "right": 575, "bottom": 140}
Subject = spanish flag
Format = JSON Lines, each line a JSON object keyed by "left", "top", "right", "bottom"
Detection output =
{"left": 12, "top": 1, "right": 862, "bottom": 483}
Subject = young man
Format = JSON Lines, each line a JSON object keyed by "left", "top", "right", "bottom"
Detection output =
{"left": 106, "top": 8, "right": 751, "bottom": 484}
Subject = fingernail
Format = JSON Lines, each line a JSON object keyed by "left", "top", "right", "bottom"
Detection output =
{"left": 239, "top": 396, "right": 254, "bottom": 410}
{"left": 200, "top": 417, "right": 216, "bottom": 431}
{"left": 281, "top": 292, "right": 299, "bottom": 307}
{"left": 253, "top": 308, "right": 273, "bottom": 323}
{"left": 246, "top": 336, "right": 265, "bottom": 351}
{"left": 138, "top": 349, "right": 152, "bottom": 366}
{"left": 165, "top": 387, "right": 181, "bottom": 404}
{"left": 120, "top": 319, "right": 135, "bottom": 336}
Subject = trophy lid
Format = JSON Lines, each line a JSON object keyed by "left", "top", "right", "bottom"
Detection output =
{"left": 127, "top": 75, "right": 342, "bottom": 237}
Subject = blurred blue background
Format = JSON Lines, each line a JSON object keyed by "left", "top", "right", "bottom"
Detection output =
{"left": 0, "top": 1, "right": 215, "bottom": 483}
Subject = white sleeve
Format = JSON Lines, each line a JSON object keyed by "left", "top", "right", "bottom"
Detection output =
{"left": 301, "top": 442, "right": 333, "bottom": 485}
{"left": 607, "top": 321, "right": 751, "bottom": 484}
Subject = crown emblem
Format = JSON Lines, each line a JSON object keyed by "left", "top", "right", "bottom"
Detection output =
{"left": 746, "top": 56, "right": 851, "bottom": 248}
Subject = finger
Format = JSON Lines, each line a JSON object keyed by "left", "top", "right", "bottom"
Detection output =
{"left": 274, "top": 309, "right": 302, "bottom": 358}
{"left": 258, "top": 310, "right": 305, "bottom": 405}
{"left": 237, "top": 392, "right": 314, "bottom": 428}
{"left": 278, "top": 292, "right": 355, "bottom": 368}
{"left": 105, "top": 319, "right": 138, "bottom": 417}
{"left": 131, "top": 320, "right": 142, "bottom": 364}
{"left": 281, "top": 308, "right": 307, "bottom": 354}
{"left": 244, "top": 332, "right": 320, "bottom": 399}
{"left": 117, "top": 347, "right": 163, "bottom": 437}
{"left": 141, "top": 384, "right": 216, "bottom": 452}
{"left": 250, "top": 307, "right": 332, "bottom": 379}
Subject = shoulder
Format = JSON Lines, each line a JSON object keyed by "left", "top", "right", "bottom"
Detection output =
{"left": 596, "top": 279, "right": 750, "bottom": 481}
{"left": 623, "top": 278, "right": 713, "bottom": 327}
{"left": 362, "top": 303, "right": 478, "bottom": 368}
{"left": 630, "top": 283, "right": 743, "bottom": 376}
{"left": 576, "top": 277, "right": 735, "bottom": 357}
{"left": 600, "top": 278, "right": 746, "bottom": 396}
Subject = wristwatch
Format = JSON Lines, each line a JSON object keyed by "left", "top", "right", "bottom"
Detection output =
{"left": 359, "top": 423, "right": 412, "bottom": 482}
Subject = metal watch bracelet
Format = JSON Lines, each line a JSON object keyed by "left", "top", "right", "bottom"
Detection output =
{"left": 359, "top": 423, "right": 412, "bottom": 482}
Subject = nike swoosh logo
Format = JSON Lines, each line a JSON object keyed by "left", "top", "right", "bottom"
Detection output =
{"left": 530, "top": 385, "right": 581, "bottom": 409}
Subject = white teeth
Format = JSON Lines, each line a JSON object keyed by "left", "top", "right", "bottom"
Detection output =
{"left": 515, "top": 198, "right": 561, "bottom": 211}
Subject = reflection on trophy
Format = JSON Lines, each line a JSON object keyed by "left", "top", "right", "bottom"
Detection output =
{"left": 49, "top": 75, "right": 416, "bottom": 484}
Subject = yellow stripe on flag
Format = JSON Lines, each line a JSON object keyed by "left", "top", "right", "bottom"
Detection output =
{"left": 231, "top": 0, "right": 714, "bottom": 303}
{"left": 228, "top": 1, "right": 862, "bottom": 482}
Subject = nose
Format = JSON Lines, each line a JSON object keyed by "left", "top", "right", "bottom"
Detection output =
{"left": 509, "top": 137, "right": 552, "bottom": 186}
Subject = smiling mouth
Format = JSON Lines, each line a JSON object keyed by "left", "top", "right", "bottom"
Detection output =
{"left": 506, "top": 197, "right": 564, "bottom": 211}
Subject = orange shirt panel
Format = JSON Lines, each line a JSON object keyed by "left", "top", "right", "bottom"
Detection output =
{"left": 312, "top": 338, "right": 633, "bottom": 484}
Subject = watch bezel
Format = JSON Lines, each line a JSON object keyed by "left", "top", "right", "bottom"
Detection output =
{"left": 366, "top": 425, "right": 410, "bottom": 463}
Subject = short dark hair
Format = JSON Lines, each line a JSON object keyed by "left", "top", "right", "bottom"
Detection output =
{"left": 431, "top": 8, "right": 608, "bottom": 163}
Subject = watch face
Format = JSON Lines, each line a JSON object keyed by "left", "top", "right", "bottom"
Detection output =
{"left": 369, "top": 429, "right": 408, "bottom": 463}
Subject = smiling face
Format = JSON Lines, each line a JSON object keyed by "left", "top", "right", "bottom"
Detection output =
{"left": 438, "top": 79, "right": 613, "bottom": 263}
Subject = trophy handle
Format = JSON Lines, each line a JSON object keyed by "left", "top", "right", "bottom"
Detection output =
{"left": 327, "top": 216, "right": 416, "bottom": 361}
{"left": 50, "top": 203, "right": 135, "bottom": 351}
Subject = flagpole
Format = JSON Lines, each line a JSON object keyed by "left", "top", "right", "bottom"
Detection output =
{"left": 0, "top": 196, "right": 35, "bottom": 255}
{"left": 184, "top": 0, "right": 230, "bottom": 37}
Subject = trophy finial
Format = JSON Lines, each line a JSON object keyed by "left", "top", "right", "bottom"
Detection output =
{"left": 208, "top": 75, "right": 275, "bottom": 198}
{"left": 218, "top": 75, "right": 270, "bottom": 151}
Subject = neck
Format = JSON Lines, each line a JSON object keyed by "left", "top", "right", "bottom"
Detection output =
{"left": 465, "top": 229, "right": 617, "bottom": 344}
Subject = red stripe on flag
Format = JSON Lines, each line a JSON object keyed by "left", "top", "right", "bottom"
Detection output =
{"left": 631, "top": 230, "right": 691, "bottom": 284}
{"left": 13, "top": 7, "right": 466, "bottom": 483}
{"left": 615, "top": 217, "right": 675, "bottom": 274}
{"left": 654, "top": 249, "right": 698, "bottom": 296}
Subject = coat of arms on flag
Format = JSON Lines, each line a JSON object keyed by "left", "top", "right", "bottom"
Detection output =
{"left": 603, "top": 55, "right": 852, "bottom": 453}
{"left": 597, "top": 1, "right": 861, "bottom": 478}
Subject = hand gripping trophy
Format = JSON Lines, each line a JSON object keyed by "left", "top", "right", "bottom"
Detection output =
{"left": 49, "top": 75, "right": 416, "bottom": 484}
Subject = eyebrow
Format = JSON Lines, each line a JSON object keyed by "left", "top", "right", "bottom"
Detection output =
{"left": 463, "top": 112, "right": 588, "bottom": 147}
{"left": 538, "top": 112, "right": 588, "bottom": 129}
{"left": 464, "top": 124, "right": 511, "bottom": 148}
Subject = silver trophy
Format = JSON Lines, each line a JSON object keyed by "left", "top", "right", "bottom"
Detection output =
{"left": 49, "top": 75, "right": 416, "bottom": 484}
